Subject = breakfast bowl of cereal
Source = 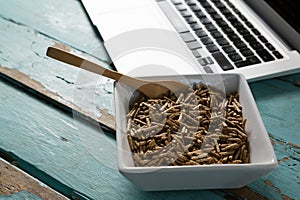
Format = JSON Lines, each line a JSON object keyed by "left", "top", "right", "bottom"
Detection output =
{"left": 114, "top": 73, "right": 277, "bottom": 191}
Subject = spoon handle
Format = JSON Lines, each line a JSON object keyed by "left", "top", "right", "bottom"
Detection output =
{"left": 46, "top": 46, "right": 146, "bottom": 87}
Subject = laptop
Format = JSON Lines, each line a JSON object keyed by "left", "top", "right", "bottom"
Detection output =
{"left": 81, "top": 0, "right": 300, "bottom": 81}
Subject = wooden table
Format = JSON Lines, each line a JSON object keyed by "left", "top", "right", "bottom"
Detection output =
{"left": 0, "top": 0, "right": 299, "bottom": 199}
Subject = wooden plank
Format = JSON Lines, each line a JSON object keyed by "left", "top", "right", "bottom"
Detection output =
{"left": 249, "top": 78, "right": 300, "bottom": 144}
{"left": 0, "top": 0, "right": 299, "bottom": 199}
{"left": 0, "top": 0, "right": 110, "bottom": 61}
{"left": 247, "top": 134, "right": 300, "bottom": 200}
{"left": 0, "top": 12, "right": 116, "bottom": 132}
{"left": 0, "top": 158, "right": 66, "bottom": 199}
{"left": 0, "top": 65, "right": 115, "bottom": 132}
{"left": 0, "top": 191, "right": 42, "bottom": 200}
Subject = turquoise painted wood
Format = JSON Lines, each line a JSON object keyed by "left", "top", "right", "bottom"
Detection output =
{"left": 250, "top": 78, "right": 300, "bottom": 144}
{"left": 0, "top": 0, "right": 110, "bottom": 62}
{"left": 0, "top": 0, "right": 299, "bottom": 199}
{"left": 0, "top": 191, "right": 42, "bottom": 200}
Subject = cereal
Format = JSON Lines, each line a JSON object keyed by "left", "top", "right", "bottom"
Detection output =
{"left": 126, "top": 82, "right": 250, "bottom": 166}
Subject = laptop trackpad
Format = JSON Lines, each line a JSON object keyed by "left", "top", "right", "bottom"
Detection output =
{"left": 104, "top": 28, "right": 201, "bottom": 76}
{"left": 88, "top": 0, "right": 174, "bottom": 39}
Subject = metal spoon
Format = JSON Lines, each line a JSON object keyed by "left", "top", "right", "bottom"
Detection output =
{"left": 46, "top": 46, "right": 189, "bottom": 99}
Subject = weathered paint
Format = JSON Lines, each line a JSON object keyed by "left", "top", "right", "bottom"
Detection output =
{"left": 250, "top": 78, "right": 300, "bottom": 144}
{"left": 0, "top": 0, "right": 110, "bottom": 61}
{"left": 0, "top": 11, "right": 116, "bottom": 131}
{"left": 0, "top": 159, "right": 66, "bottom": 199}
{"left": 0, "top": 191, "right": 42, "bottom": 200}
{"left": 0, "top": 65, "right": 115, "bottom": 131}
{"left": 248, "top": 134, "right": 300, "bottom": 200}
{"left": 0, "top": 0, "right": 299, "bottom": 199}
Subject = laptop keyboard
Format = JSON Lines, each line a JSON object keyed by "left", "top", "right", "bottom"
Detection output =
{"left": 169, "top": 0, "right": 284, "bottom": 71}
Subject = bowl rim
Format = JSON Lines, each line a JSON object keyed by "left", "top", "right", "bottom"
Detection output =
{"left": 119, "top": 161, "right": 278, "bottom": 171}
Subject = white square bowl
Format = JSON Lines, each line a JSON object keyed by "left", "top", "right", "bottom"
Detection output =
{"left": 114, "top": 74, "right": 277, "bottom": 191}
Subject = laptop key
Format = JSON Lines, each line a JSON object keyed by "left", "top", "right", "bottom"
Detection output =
{"left": 180, "top": 10, "right": 192, "bottom": 17}
{"left": 190, "top": 23, "right": 202, "bottom": 31}
{"left": 206, "top": 7, "right": 217, "bottom": 14}
{"left": 195, "top": 29, "right": 207, "bottom": 38}
{"left": 206, "top": 44, "right": 219, "bottom": 53}
{"left": 237, "top": 28, "right": 250, "bottom": 35}
{"left": 205, "top": 57, "right": 214, "bottom": 64}
{"left": 185, "top": 16, "right": 197, "bottom": 24}
{"left": 216, "top": 20, "right": 228, "bottom": 27}
{"left": 216, "top": 37, "right": 229, "bottom": 46}
{"left": 212, "top": 52, "right": 234, "bottom": 71}
{"left": 211, "top": 31, "right": 223, "bottom": 38}
{"left": 240, "top": 48, "right": 254, "bottom": 57}
{"left": 211, "top": 14, "right": 222, "bottom": 20}
{"left": 227, "top": 34, "right": 240, "bottom": 42}
{"left": 190, "top": 5, "right": 201, "bottom": 11}
{"left": 222, "top": 26, "right": 234, "bottom": 34}
{"left": 226, "top": 1, "right": 235, "bottom": 8}
{"left": 250, "top": 42, "right": 264, "bottom": 50}
{"left": 252, "top": 28, "right": 261, "bottom": 35}
{"left": 214, "top": 2, "right": 226, "bottom": 9}
{"left": 256, "top": 49, "right": 275, "bottom": 62}
{"left": 186, "top": 0, "right": 196, "bottom": 6}
{"left": 187, "top": 41, "right": 202, "bottom": 50}
{"left": 234, "top": 40, "right": 247, "bottom": 49}
{"left": 273, "top": 51, "right": 284, "bottom": 59}
{"left": 228, "top": 53, "right": 242, "bottom": 62}
{"left": 199, "top": 2, "right": 211, "bottom": 8}
{"left": 265, "top": 43, "right": 275, "bottom": 51}
{"left": 171, "top": 0, "right": 182, "bottom": 5}
{"left": 200, "top": 17, "right": 211, "bottom": 25}
{"left": 243, "top": 34, "right": 256, "bottom": 43}
{"left": 196, "top": 11, "right": 206, "bottom": 18}
{"left": 235, "top": 56, "right": 260, "bottom": 68}
{"left": 205, "top": 23, "right": 217, "bottom": 31}
{"left": 235, "top": 61, "right": 248, "bottom": 68}
{"left": 203, "top": 66, "right": 214, "bottom": 73}
{"left": 232, "top": 21, "right": 244, "bottom": 28}
{"left": 192, "top": 49, "right": 203, "bottom": 58}
{"left": 239, "top": 15, "right": 247, "bottom": 21}
{"left": 176, "top": 4, "right": 187, "bottom": 11}
{"left": 180, "top": 32, "right": 196, "bottom": 42}
{"left": 247, "top": 56, "right": 261, "bottom": 64}
{"left": 222, "top": 45, "right": 235, "bottom": 54}
{"left": 220, "top": 8, "right": 231, "bottom": 15}
{"left": 198, "top": 58, "right": 208, "bottom": 66}
{"left": 258, "top": 36, "right": 268, "bottom": 43}
{"left": 232, "top": 8, "right": 242, "bottom": 16}
{"left": 227, "top": 15, "right": 238, "bottom": 22}
{"left": 201, "top": 37, "right": 214, "bottom": 45}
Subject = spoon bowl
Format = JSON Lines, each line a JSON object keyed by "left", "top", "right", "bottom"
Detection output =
{"left": 46, "top": 47, "right": 189, "bottom": 99}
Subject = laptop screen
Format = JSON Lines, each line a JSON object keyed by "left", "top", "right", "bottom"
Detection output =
{"left": 263, "top": 0, "right": 300, "bottom": 34}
